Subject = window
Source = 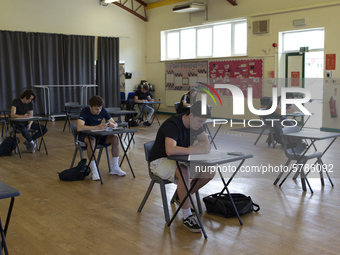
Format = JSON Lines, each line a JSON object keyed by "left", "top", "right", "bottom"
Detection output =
{"left": 161, "top": 19, "right": 247, "bottom": 61}
{"left": 283, "top": 29, "right": 324, "bottom": 52}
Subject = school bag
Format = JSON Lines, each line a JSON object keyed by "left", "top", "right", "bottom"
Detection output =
{"left": 0, "top": 137, "right": 17, "bottom": 156}
{"left": 203, "top": 193, "right": 260, "bottom": 217}
{"left": 58, "top": 159, "right": 91, "bottom": 181}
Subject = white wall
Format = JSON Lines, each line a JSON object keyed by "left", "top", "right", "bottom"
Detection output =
{"left": 145, "top": 0, "right": 340, "bottom": 130}
{"left": 0, "top": 0, "right": 147, "bottom": 95}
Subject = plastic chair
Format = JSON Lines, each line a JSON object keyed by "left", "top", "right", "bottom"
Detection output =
{"left": 120, "top": 92, "right": 126, "bottom": 109}
{"left": 138, "top": 141, "right": 202, "bottom": 223}
{"left": 273, "top": 126, "right": 329, "bottom": 193}
{"left": 70, "top": 123, "right": 111, "bottom": 171}
{"left": 63, "top": 102, "right": 82, "bottom": 132}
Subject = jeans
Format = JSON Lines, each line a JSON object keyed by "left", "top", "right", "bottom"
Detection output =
{"left": 15, "top": 122, "right": 48, "bottom": 142}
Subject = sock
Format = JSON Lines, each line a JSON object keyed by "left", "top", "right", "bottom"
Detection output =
{"left": 112, "top": 156, "right": 119, "bottom": 166}
{"left": 182, "top": 208, "right": 192, "bottom": 220}
{"left": 90, "top": 160, "right": 98, "bottom": 172}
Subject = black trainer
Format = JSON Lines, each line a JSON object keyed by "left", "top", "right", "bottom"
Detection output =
{"left": 183, "top": 215, "right": 201, "bottom": 233}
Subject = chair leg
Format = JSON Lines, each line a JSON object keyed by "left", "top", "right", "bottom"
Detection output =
{"left": 159, "top": 182, "right": 170, "bottom": 223}
{"left": 105, "top": 147, "right": 111, "bottom": 172}
{"left": 70, "top": 148, "right": 78, "bottom": 168}
{"left": 62, "top": 116, "right": 68, "bottom": 132}
{"left": 254, "top": 127, "right": 266, "bottom": 145}
{"left": 138, "top": 180, "right": 156, "bottom": 212}
{"left": 273, "top": 159, "right": 291, "bottom": 185}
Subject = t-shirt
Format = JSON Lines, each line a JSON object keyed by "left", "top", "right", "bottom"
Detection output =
{"left": 149, "top": 114, "right": 204, "bottom": 162}
{"left": 78, "top": 107, "right": 111, "bottom": 126}
{"left": 135, "top": 90, "right": 152, "bottom": 101}
{"left": 11, "top": 98, "right": 34, "bottom": 115}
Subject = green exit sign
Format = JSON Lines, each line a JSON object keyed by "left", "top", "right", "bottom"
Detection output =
{"left": 300, "top": 46, "right": 309, "bottom": 53}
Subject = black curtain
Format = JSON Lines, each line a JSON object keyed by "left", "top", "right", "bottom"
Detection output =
{"left": 97, "top": 37, "right": 120, "bottom": 108}
{"left": 0, "top": 30, "right": 95, "bottom": 115}
{"left": 63, "top": 35, "right": 95, "bottom": 109}
{"left": 0, "top": 31, "right": 32, "bottom": 109}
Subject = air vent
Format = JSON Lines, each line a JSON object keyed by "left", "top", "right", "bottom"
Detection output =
{"left": 252, "top": 20, "right": 269, "bottom": 34}
{"left": 173, "top": 2, "right": 206, "bottom": 13}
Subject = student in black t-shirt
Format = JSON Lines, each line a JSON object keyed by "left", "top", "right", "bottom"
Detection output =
{"left": 149, "top": 101, "right": 215, "bottom": 233}
{"left": 11, "top": 89, "right": 48, "bottom": 153}
{"left": 177, "top": 88, "right": 197, "bottom": 114}
{"left": 134, "top": 84, "right": 154, "bottom": 126}
{"left": 77, "top": 95, "right": 126, "bottom": 181}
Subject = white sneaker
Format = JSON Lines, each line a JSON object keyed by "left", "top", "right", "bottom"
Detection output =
{"left": 110, "top": 165, "right": 126, "bottom": 176}
{"left": 92, "top": 169, "right": 100, "bottom": 181}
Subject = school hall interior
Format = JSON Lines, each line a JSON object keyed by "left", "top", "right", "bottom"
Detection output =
{"left": 1, "top": 0, "right": 340, "bottom": 254}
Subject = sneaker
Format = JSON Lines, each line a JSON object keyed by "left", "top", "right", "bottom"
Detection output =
{"left": 143, "top": 121, "right": 151, "bottom": 126}
{"left": 110, "top": 165, "right": 126, "bottom": 176}
{"left": 183, "top": 215, "right": 201, "bottom": 233}
{"left": 27, "top": 141, "right": 36, "bottom": 153}
{"left": 92, "top": 169, "right": 100, "bottom": 181}
{"left": 23, "top": 140, "right": 32, "bottom": 150}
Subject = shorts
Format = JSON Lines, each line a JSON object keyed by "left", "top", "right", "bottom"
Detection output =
{"left": 150, "top": 158, "right": 197, "bottom": 183}
{"left": 77, "top": 133, "right": 108, "bottom": 147}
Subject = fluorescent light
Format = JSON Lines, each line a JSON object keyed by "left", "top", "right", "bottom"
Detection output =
{"left": 173, "top": 3, "right": 206, "bottom": 13}
{"left": 105, "top": 0, "right": 119, "bottom": 2}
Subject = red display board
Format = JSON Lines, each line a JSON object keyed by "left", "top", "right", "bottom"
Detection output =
{"left": 208, "top": 59, "right": 263, "bottom": 98}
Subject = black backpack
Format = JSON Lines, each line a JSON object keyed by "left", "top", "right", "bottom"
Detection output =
{"left": 203, "top": 193, "right": 260, "bottom": 217}
{"left": 0, "top": 137, "right": 17, "bottom": 156}
{"left": 58, "top": 159, "right": 91, "bottom": 181}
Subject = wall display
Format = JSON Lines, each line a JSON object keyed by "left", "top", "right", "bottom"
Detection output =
{"left": 165, "top": 62, "right": 208, "bottom": 90}
{"left": 208, "top": 59, "right": 263, "bottom": 98}
{"left": 120, "top": 64, "right": 126, "bottom": 89}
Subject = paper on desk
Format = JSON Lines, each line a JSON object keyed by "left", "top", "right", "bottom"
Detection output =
{"left": 188, "top": 151, "right": 231, "bottom": 161}
{"left": 90, "top": 127, "right": 119, "bottom": 132}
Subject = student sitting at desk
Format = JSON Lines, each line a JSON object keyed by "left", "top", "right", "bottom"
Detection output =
{"left": 177, "top": 88, "right": 197, "bottom": 114}
{"left": 77, "top": 95, "right": 126, "bottom": 181}
{"left": 11, "top": 89, "right": 48, "bottom": 153}
{"left": 265, "top": 92, "right": 295, "bottom": 145}
{"left": 134, "top": 84, "right": 154, "bottom": 126}
{"left": 149, "top": 101, "right": 215, "bottom": 233}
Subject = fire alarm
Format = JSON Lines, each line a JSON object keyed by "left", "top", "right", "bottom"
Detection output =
{"left": 272, "top": 43, "right": 277, "bottom": 47}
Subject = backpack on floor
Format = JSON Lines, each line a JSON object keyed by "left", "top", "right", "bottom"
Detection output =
{"left": 58, "top": 159, "right": 90, "bottom": 181}
{"left": 203, "top": 193, "right": 260, "bottom": 218}
{"left": 0, "top": 137, "right": 17, "bottom": 156}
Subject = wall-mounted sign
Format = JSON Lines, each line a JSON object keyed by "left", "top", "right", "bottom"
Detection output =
{"left": 326, "top": 54, "right": 336, "bottom": 70}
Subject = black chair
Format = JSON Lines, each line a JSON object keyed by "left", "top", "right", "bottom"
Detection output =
{"left": 138, "top": 141, "right": 202, "bottom": 223}
{"left": 63, "top": 102, "right": 82, "bottom": 132}
{"left": 70, "top": 123, "right": 111, "bottom": 171}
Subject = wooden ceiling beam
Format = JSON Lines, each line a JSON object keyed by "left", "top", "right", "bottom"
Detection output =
{"left": 227, "top": 0, "right": 237, "bottom": 6}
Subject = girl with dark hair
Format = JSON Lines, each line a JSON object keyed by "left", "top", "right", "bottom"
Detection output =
{"left": 177, "top": 88, "right": 197, "bottom": 114}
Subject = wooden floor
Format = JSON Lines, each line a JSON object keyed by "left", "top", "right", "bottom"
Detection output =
{"left": 0, "top": 115, "right": 339, "bottom": 255}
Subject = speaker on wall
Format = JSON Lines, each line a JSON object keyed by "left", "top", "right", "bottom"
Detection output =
{"left": 125, "top": 72, "right": 132, "bottom": 79}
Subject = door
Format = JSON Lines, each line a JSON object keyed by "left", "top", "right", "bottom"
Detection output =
{"left": 285, "top": 52, "right": 323, "bottom": 128}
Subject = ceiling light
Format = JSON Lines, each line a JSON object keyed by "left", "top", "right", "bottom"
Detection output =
{"left": 173, "top": 2, "right": 206, "bottom": 13}
{"left": 100, "top": 0, "right": 119, "bottom": 6}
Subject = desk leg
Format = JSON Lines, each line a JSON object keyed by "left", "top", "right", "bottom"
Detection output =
{"left": 150, "top": 104, "right": 161, "bottom": 126}
{"left": 207, "top": 162, "right": 245, "bottom": 225}
{"left": 87, "top": 135, "right": 103, "bottom": 184}
{"left": 37, "top": 120, "right": 48, "bottom": 155}
{"left": 118, "top": 132, "right": 135, "bottom": 178}
{"left": 168, "top": 161, "right": 208, "bottom": 239}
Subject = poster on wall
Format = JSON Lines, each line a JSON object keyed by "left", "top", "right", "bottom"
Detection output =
{"left": 165, "top": 62, "right": 208, "bottom": 90}
{"left": 208, "top": 59, "right": 263, "bottom": 98}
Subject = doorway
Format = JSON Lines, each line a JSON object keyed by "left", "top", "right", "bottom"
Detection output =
{"left": 281, "top": 28, "right": 325, "bottom": 129}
